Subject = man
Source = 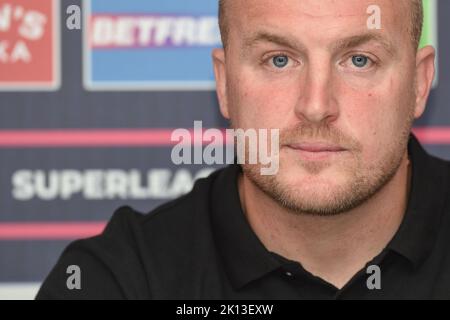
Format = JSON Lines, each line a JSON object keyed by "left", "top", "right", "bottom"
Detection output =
{"left": 37, "top": 0, "right": 449, "bottom": 299}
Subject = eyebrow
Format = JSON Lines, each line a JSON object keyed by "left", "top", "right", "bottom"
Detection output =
{"left": 242, "top": 31, "right": 307, "bottom": 53}
{"left": 331, "top": 33, "right": 396, "bottom": 56}
{"left": 242, "top": 31, "right": 396, "bottom": 56}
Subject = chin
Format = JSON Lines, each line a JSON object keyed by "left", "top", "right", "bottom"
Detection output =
{"left": 280, "top": 163, "right": 349, "bottom": 186}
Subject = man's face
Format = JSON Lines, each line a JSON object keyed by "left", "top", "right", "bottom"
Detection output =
{"left": 215, "top": 0, "right": 429, "bottom": 215}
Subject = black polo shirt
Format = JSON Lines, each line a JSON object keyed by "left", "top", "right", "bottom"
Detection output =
{"left": 36, "top": 135, "right": 450, "bottom": 299}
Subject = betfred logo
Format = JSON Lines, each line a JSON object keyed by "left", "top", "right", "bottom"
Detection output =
{"left": 0, "top": 0, "right": 60, "bottom": 91}
{"left": 84, "top": 0, "right": 220, "bottom": 91}
{"left": 90, "top": 15, "right": 220, "bottom": 49}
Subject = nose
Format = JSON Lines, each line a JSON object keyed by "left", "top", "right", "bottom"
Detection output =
{"left": 294, "top": 58, "right": 339, "bottom": 125}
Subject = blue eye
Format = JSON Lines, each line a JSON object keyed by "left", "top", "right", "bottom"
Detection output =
{"left": 351, "top": 55, "right": 369, "bottom": 68}
{"left": 272, "top": 55, "right": 289, "bottom": 68}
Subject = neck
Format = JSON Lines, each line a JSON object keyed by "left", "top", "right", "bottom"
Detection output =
{"left": 238, "top": 152, "right": 412, "bottom": 289}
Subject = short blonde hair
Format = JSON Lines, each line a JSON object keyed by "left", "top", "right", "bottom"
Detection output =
{"left": 219, "top": 0, "right": 424, "bottom": 50}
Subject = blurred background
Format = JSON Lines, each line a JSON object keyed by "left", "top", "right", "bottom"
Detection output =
{"left": 0, "top": 0, "right": 448, "bottom": 299}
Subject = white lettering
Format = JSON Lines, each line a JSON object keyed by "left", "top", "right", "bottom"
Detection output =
{"left": 11, "top": 168, "right": 214, "bottom": 201}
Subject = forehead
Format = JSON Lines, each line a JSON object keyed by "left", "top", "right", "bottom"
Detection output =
{"left": 227, "top": 0, "right": 410, "bottom": 47}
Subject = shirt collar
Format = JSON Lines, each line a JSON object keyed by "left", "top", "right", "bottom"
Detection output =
{"left": 210, "top": 164, "right": 282, "bottom": 290}
{"left": 210, "top": 134, "right": 448, "bottom": 289}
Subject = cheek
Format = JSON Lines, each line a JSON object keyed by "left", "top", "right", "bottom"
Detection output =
{"left": 337, "top": 81, "right": 403, "bottom": 161}
{"left": 228, "top": 71, "right": 298, "bottom": 129}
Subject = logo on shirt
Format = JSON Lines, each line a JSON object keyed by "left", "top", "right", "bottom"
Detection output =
{"left": 0, "top": 0, "right": 60, "bottom": 91}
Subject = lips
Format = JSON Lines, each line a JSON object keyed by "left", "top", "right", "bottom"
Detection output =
{"left": 287, "top": 142, "right": 347, "bottom": 153}
{"left": 286, "top": 142, "right": 348, "bottom": 161}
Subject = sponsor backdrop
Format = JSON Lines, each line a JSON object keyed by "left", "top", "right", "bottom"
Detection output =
{"left": 0, "top": 0, "right": 448, "bottom": 299}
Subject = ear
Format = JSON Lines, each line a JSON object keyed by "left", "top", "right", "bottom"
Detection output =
{"left": 212, "top": 48, "right": 230, "bottom": 119}
{"left": 413, "top": 45, "right": 436, "bottom": 119}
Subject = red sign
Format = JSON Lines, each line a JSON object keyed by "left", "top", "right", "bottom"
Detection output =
{"left": 0, "top": 0, "right": 59, "bottom": 90}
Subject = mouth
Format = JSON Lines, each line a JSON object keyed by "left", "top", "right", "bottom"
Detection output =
{"left": 286, "top": 142, "right": 348, "bottom": 161}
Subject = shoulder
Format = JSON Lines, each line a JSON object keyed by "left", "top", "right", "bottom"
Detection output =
{"left": 37, "top": 167, "right": 225, "bottom": 299}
